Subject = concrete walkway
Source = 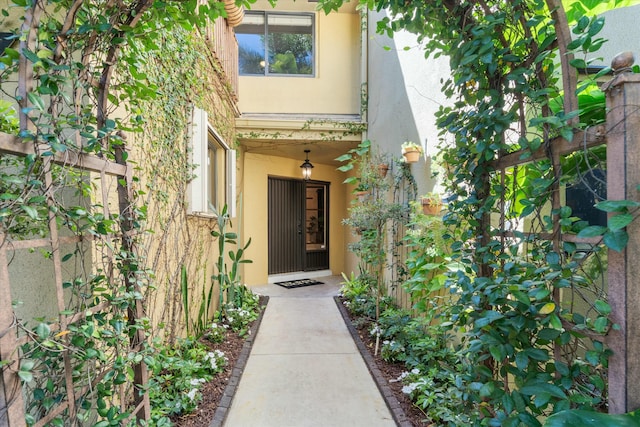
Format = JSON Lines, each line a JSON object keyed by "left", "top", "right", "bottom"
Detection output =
{"left": 222, "top": 275, "right": 397, "bottom": 427}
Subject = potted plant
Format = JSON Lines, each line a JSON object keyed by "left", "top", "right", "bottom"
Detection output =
{"left": 377, "top": 162, "right": 389, "bottom": 178}
{"left": 420, "top": 192, "right": 442, "bottom": 215}
{"left": 354, "top": 184, "right": 370, "bottom": 201}
{"left": 401, "top": 141, "right": 423, "bottom": 163}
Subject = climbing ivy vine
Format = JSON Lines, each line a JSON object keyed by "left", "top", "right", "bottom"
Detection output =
{"left": 0, "top": 0, "right": 258, "bottom": 424}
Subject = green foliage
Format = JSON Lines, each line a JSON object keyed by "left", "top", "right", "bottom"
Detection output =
{"left": 339, "top": 272, "right": 394, "bottom": 319}
{"left": 216, "top": 284, "right": 261, "bottom": 337}
{"left": 578, "top": 200, "right": 640, "bottom": 252}
{"left": 211, "top": 204, "right": 253, "bottom": 321}
{"left": 403, "top": 206, "right": 456, "bottom": 312}
{"left": 338, "top": 140, "right": 411, "bottom": 327}
{"left": 0, "top": 99, "right": 18, "bottom": 133}
{"left": 2, "top": 0, "right": 248, "bottom": 423}
{"left": 335, "top": 139, "right": 372, "bottom": 185}
{"left": 146, "top": 338, "right": 228, "bottom": 422}
{"left": 324, "top": 0, "right": 633, "bottom": 424}
{"left": 543, "top": 408, "right": 640, "bottom": 427}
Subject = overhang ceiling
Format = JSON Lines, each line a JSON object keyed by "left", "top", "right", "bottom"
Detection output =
{"left": 241, "top": 138, "right": 359, "bottom": 167}
{"left": 236, "top": 114, "right": 363, "bottom": 166}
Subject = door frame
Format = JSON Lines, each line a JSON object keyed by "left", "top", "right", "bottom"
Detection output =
{"left": 267, "top": 176, "right": 329, "bottom": 274}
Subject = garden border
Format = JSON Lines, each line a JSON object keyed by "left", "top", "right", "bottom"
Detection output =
{"left": 334, "top": 296, "right": 413, "bottom": 427}
{"left": 209, "top": 296, "right": 270, "bottom": 427}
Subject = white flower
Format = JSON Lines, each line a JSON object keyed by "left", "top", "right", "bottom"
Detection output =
{"left": 402, "top": 383, "right": 418, "bottom": 394}
{"left": 393, "top": 371, "right": 411, "bottom": 382}
{"left": 190, "top": 378, "right": 205, "bottom": 386}
{"left": 411, "top": 368, "right": 420, "bottom": 375}
{"left": 187, "top": 388, "right": 198, "bottom": 401}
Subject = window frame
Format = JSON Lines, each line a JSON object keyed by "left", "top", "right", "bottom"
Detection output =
{"left": 189, "top": 107, "right": 236, "bottom": 217}
{"left": 236, "top": 11, "right": 316, "bottom": 78}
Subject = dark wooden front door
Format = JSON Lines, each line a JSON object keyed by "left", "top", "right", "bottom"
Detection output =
{"left": 268, "top": 177, "right": 329, "bottom": 275}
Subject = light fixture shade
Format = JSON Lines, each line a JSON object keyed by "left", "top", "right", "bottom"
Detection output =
{"left": 300, "top": 149, "right": 314, "bottom": 180}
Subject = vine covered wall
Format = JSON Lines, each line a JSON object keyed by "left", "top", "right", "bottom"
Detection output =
{"left": 0, "top": 0, "right": 247, "bottom": 423}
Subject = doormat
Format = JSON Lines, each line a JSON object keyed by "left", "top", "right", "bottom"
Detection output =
{"left": 274, "top": 278, "right": 324, "bottom": 289}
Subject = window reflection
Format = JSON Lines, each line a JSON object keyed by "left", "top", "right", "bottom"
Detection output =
{"left": 305, "top": 184, "right": 325, "bottom": 251}
{"left": 237, "top": 11, "right": 314, "bottom": 76}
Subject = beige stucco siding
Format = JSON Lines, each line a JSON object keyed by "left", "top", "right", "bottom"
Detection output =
{"left": 237, "top": 5, "right": 361, "bottom": 115}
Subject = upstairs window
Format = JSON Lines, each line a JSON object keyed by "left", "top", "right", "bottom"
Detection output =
{"left": 236, "top": 12, "right": 314, "bottom": 76}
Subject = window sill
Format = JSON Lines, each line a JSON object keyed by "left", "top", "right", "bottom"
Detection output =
{"left": 187, "top": 211, "right": 217, "bottom": 220}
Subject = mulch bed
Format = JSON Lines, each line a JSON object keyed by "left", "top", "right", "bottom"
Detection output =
{"left": 171, "top": 331, "right": 246, "bottom": 427}
{"left": 171, "top": 296, "right": 269, "bottom": 427}
{"left": 170, "top": 294, "right": 428, "bottom": 426}
{"left": 334, "top": 297, "right": 430, "bottom": 427}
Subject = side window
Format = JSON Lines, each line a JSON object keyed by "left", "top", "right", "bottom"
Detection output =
{"left": 236, "top": 11, "right": 314, "bottom": 76}
{"left": 189, "top": 107, "right": 236, "bottom": 216}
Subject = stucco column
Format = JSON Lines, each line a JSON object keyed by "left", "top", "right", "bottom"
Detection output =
{"left": 605, "top": 52, "right": 640, "bottom": 414}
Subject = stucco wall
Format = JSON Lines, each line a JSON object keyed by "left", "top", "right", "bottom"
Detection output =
{"left": 589, "top": 5, "right": 640, "bottom": 67}
{"left": 366, "top": 10, "right": 452, "bottom": 197}
{"left": 238, "top": 0, "right": 361, "bottom": 115}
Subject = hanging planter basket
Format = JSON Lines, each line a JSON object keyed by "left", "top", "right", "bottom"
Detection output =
{"left": 402, "top": 149, "right": 420, "bottom": 163}
{"left": 355, "top": 190, "right": 369, "bottom": 202}
{"left": 421, "top": 198, "right": 442, "bottom": 215}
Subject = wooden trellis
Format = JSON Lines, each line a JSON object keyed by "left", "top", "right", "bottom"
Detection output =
{"left": 487, "top": 62, "right": 640, "bottom": 414}
{"left": 0, "top": 134, "right": 150, "bottom": 426}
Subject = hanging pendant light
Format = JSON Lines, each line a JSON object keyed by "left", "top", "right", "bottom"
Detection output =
{"left": 300, "top": 149, "right": 314, "bottom": 180}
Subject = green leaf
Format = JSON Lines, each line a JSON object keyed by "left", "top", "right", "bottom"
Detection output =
{"left": 609, "top": 213, "right": 633, "bottom": 231}
{"left": 490, "top": 345, "right": 505, "bottom": 361}
{"left": 596, "top": 199, "right": 640, "bottom": 212}
{"left": 594, "top": 300, "right": 611, "bottom": 315}
{"left": 515, "top": 351, "right": 529, "bottom": 370}
{"left": 604, "top": 229, "right": 629, "bottom": 252}
{"left": 475, "top": 310, "right": 504, "bottom": 328}
{"left": 538, "top": 328, "right": 560, "bottom": 341}
{"left": 519, "top": 412, "right": 542, "bottom": 427}
{"left": 550, "top": 314, "right": 563, "bottom": 330}
{"left": 593, "top": 316, "right": 609, "bottom": 333}
{"left": 36, "top": 323, "right": 50, "bottom": 340}
{"left": 588, "top": 17, "right": 605, "bottom": 37}
{"left": 18, "top": 370, "right": 34, "bottom": 382}
{"left": 27, "top": 92, "right": 45, "bottom": 111}
{"left": 520, "top": 382, "right": 566, "bottom": 399}
{"left": 21, "top": 205, "right": 39, "bottom": 220}
{"left": 21, "top": 359, "right": 35, "bottom": 371}
{"left": 577, "top": 225, "right": 607, "bottom": 238}
{"left": 334, "top": 154, "right": 352, "bottom": 162}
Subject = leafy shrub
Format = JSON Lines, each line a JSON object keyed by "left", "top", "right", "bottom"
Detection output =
{"left": 146, "top": 339, "right": 228, "bottom": 422}
{"left": 217, "top": 284, "right": 261, "bottom": 336}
